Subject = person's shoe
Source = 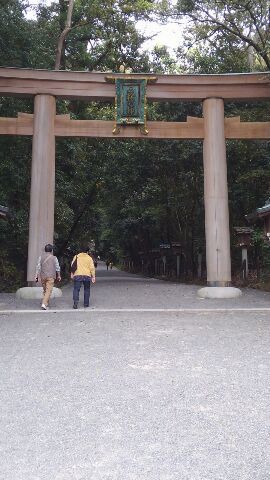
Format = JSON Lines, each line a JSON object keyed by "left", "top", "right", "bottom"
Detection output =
{"left": 73, "top": 303, "right": 78, "bottom": 309}
{"left": 84, "top": 305, "right": 89, "bottom": 308}
{"left": 41, "top": 304, "right": 47, "bottom": 310}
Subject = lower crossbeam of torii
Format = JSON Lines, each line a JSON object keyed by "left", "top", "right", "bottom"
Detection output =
{"left": 0, "top": 67, "right": 269, "bottom": 297}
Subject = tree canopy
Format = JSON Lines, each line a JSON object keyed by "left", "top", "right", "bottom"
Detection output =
{"left": 159, "top": 0, "right": 270, "bottom": 71}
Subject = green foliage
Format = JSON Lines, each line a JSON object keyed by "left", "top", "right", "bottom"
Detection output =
{"left": 0, "top": 132, "right": 31, "bottom": 290}
{"left": 0, "top": 255, "right": 24, "bottom": 292}
{"left": 163, "top": 0, "right": 270, "bottom": 71}
{"left": 0, "top": 0, "right": 33, "bottom": 67}
{"left": 151, "top": 45, "right": 180, "bottom": 73}
{"left": 251, "top": 228, "right": 270, "bottom": 282}
{"left": 27, "top": 0, "right": 154, "bottom": 71}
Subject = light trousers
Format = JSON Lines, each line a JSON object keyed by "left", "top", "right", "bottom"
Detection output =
{"left": 41, "top": 277, "right": 54, "bottom": 306}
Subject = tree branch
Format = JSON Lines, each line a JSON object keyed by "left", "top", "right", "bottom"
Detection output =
{"left": 187, "top": 9, "right": 270, "bottom": 69}
{"left": 55, "top": 0, "right": 74, "bottom": 70}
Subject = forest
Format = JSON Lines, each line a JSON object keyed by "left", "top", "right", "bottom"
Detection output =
{"left": 0, "top": 0, "right": 270, "bottom": 291}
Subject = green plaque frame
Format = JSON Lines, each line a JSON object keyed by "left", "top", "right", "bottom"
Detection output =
{"left": 105, "top": 76, "right": 157, "bottom": 135}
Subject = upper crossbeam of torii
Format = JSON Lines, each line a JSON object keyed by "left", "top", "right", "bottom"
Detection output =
{"left": 0, "top": 67, "right": 269, "bottom": 100}
{"left": 0, "top": 67, "right": 269, "bottom": 294}
{"left": 0, "top": 68, "right": 269, "bottom": 139}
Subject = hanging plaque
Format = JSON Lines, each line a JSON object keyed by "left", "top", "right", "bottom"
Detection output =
{"left": 105, "top": 76, "right": 157, "bottom": 135}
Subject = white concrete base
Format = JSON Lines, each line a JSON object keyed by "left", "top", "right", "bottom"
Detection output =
{"left": 198, "top": 287, "right": 242, "bottom": 299}
{"left": 16, "top": 287, "right": 62, "bottom": 300}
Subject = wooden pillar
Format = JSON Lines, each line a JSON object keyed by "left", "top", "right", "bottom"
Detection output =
{"left": 162, "top": 256, "right": 166, "bottom": 275}
{"left": 203, "top": 98, "right": 231, "bottom": 286}
{"left": 197, "top": 252, "right": 202, "bottom": 279}
{"left": 176, "top": 255, "right": 180, "bottom": 278}
{"left": 27, "top": 95, "right": 56, "bottom": 283}
{"left": 242, "top": 247, "right": 248, "bottom": 279}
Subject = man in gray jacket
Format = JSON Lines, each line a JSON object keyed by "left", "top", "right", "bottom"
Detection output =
{"left": 36, "top": 244, "right": 61, "bottom": 310}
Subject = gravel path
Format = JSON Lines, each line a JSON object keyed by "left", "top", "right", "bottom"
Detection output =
{"left": 0, "top": 262, "right": 269, "bottom": 311}
{"left": 0, "top": 263, "right": 270, "bottom": 479}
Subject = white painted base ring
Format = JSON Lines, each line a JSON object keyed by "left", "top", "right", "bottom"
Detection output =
{"left": 198, "top": 287, "right": 242, "bottom": 299}
{"left": 16, "top": 287, "right": 62, "bottom": 300}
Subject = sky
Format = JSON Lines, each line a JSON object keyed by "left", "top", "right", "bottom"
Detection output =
{"left": 25, "top": 0, "right": 181, "bottom": 53}
{"left": 137, "top": 20, "right": 181, "bottom": 53}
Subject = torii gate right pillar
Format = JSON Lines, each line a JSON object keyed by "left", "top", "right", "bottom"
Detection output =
{"left": 202, "top": 98, "right": 232, "bottom": 288}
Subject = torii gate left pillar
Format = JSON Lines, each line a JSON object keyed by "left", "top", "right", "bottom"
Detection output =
{"left": 27, "top": 94, "right": 56, "bottom": 284}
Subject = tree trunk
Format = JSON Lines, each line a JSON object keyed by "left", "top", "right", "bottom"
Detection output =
{"left": 55, "top": 0, "right": 74, "bottom": 70}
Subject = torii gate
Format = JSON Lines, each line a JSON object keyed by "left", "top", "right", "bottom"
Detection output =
{"left": 0, "top": 67, "right": 270, "bottom": 296}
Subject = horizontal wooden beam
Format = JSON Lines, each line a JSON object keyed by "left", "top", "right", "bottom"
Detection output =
{"left": 0, "top": 114, "right": 204, "bottom": 138}
{"left": 0, "top": 68, "right": 269, "bottom": 101}
{"left": 55, "top": 115, "right": 205, "bottom": 138}
{"left": 0, "top": 112, "right": 33, "bottom": 135}
{"left": 0, "top": 114, "right": 269, "bottom": 139}
{"left": 225, "top": 116, "right": 270, "bottom": 139}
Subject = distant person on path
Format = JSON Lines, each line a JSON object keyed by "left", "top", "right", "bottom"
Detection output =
{"left": 71, "top": 245, "right": 96, "bottom": 309}
{"left": 36, "top": 244, "right": 61, "bottom": 310}
{"left": 106, "top": 260, "right": 110, "bottom": 270}
{"left": 109, "top": 261, "right": 113, "bottom": 270}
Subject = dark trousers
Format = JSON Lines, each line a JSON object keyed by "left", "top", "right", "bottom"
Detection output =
{"left": 73, "top": 278, "right": 91, "bottom": 306}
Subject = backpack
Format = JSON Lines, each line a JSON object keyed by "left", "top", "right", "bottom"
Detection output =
{"left": 71, "top": 256, "right": 78, "bottom": 274}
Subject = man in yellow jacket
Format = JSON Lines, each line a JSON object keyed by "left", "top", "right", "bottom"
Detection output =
{"left": 71, "top": 245, "right": 96, "bottom": 309}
